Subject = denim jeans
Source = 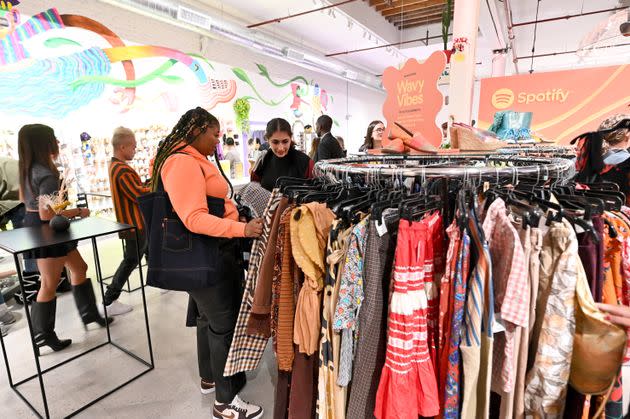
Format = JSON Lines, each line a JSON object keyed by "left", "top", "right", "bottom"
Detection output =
{"left": 103, "top": 232, "right": 147, "bottom": 305}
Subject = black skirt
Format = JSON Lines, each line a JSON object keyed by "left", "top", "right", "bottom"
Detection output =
{"left": 23, "top": 212, "right": 78, "bottom": 259}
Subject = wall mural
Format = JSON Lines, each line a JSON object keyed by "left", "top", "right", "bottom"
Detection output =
{"left": 0, "top": 4, "right": 335, "bottom": 128}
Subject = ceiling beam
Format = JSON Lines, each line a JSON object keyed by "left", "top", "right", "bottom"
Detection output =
{"left": 397, "top": 16, "right": 444, "bottom": 29}
{"left": 372, "top": 0, "right": 442, "bottom": 12}
{"left": 394, "top": 14, "right": 446, "bottom": 27}
{"left": 386, "top": 4, "right": 445, "bottom": 22}
{"left": 380, "top": 0, "right": 447, "bottom": 17}
{"left": 388, "top": 9, "right": 445, "bottom": 24}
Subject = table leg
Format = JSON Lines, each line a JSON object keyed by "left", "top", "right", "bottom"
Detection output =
{"left": 134, "top": 229, "right": 154, "bottom": 367}
{"left": 14, "top": 253, "right": 50, "bottom": 418}
{"left": 91, "top": 238, "right": 111, "bottom": 344}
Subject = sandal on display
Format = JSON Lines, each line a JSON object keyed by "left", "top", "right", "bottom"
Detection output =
{"left": 394, "top": 122, "right": 438, "bottom": 154}
{"left": 381, "top": 137, "right": 406, "bottom": 154}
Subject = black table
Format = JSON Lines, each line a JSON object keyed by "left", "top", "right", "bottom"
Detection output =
{"left": 81, "top": 192, "right": 145, "bottom": 293}
{"left": 0, "top": 217, "right": 154, "bottom": 418}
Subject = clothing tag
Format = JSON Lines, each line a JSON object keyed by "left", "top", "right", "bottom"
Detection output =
{"left": 376, "top": 216, "right": 388, "bottom": 237}
{"left": 493, "top": 313, "right": 506, "bottom": 334}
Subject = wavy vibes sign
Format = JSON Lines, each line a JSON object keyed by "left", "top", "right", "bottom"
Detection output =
{"left": 381, "top": 52, "right": 447, "bottom": 148}
{"left": 478, "top": 65, "right": 630, "bottom": 144}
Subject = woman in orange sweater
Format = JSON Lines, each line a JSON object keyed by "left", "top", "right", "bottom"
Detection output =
{"left": 152, "top": 107, "right": 264, "bottom": 419}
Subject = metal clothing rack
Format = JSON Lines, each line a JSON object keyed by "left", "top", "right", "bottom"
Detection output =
{"left": 314, "top": 154, "right": 575, "bottom": 185}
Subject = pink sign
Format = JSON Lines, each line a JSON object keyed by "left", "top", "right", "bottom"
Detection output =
{"left": 382, "top": 51, "right": 446, "bottom": 148}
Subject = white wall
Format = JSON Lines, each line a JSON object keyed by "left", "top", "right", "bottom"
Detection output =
{"left": 13, "top": 0, "right": 386, "bottom": 152}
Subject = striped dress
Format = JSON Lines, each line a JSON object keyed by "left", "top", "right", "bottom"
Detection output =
{"left": 374, "top": 218, "right": 440, "bottom": 419}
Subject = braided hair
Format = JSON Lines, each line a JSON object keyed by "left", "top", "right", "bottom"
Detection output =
{"left": 150, "top": 107, "right": 219, "bottom": 191}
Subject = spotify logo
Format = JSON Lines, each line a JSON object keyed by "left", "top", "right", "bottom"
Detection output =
{"left": 492, "top": 88, "right": 515, "bottom": 110}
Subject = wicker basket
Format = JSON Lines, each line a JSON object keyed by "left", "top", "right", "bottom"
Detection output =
{"left": 456, "top": 126, "right": 506, "bottom": 151}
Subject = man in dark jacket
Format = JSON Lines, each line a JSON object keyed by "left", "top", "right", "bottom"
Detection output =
{"left": 314, "top": 115, "right": 344, "bottom": 162}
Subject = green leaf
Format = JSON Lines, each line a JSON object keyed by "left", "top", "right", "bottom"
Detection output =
{"left": 44, "top": 38, "right": 82, "bottom": 48}
{"left": 232, "top": 68, "right": 252, "bottom": 84}
{"left": 159, "top": 75, "right": 184, "bottom": 84}
{"left": 256, "top": 63, "right": 269, "bottom": 77}
{"left": 333, "top": 119, "right": 340, "bottom": 128}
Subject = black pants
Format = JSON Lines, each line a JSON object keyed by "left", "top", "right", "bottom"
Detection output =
{"left": 104, "top": 232, "right": 147, "bottom": 305}
{"left": 188, "top": 241, "right": 245, "bottom": 403}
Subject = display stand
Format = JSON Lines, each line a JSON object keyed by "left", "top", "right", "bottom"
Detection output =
{"left": 0, "top": 218, "right": 154, "bottom": 419}
{"left": 83, "top": 192, "right": 145, "bottom": 293}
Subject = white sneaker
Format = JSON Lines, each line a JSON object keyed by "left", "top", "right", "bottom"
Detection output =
{"left": 213, "top": 395, "right": 263, "bottom": 419}
{"left": 104, "top": 301, "right": 133, "bottom": 316}
{"left": 200, "top": 379, "right": 215, "bottom": 394}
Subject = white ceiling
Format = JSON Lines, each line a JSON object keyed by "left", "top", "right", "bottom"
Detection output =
{"left": 189, "top": 0, "right": 630, "bottom": 77}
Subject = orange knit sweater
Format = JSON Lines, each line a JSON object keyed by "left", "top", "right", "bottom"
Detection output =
{"left": 161, "top": 145, "right": 246, "bottom": 238}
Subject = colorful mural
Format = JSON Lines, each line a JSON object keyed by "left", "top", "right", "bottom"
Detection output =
{"left": 0, "top": 5, "right": 334, "bottom": 127}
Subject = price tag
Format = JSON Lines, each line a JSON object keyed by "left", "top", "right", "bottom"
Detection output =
{"left": 376, "top": 216, "right": 388, "bottom": 237}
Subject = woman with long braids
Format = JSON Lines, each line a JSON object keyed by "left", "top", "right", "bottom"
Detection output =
{"left": 250, "top": 117, "right": 314, "bottom": 191}
{"left": 18, "top": 124, "right": 112, "bottom": 356}
{"left": 153, "top": 107, "right": 264, "bottom": 419}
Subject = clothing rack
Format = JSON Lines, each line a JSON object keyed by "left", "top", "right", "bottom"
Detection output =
{"left": 315, "top": 154, "right": 575, "bottom": 185}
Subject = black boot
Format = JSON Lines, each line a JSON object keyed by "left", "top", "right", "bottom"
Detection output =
{"left": 72, "top": 280, "right": 114, "bottom": 329}
{"left": 31, "top": 298, "right": 72, "bottom": 356}
{"left": 14, "top": 271, "right": 41, "bottom": 305}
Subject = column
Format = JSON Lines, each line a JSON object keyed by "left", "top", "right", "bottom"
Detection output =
{"left": 448, "top": 0, "right": 482, "bottom": 124}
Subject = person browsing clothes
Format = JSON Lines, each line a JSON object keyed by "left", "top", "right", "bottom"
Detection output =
{"left": 251, "top": 117, "right": 314, "bottom": 191}
{"left": 359, "top": 120, "right": 385, "bottom": 152}
{"left": 152, "top": 107, "right": 264, "bottom": 419}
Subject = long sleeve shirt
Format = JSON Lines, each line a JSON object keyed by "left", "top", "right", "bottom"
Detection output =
{"left": 109, "top": 158, "right": 150, "bottom": 235}
{"left": 161, "top": 145, "right": 246, "bottom": 238}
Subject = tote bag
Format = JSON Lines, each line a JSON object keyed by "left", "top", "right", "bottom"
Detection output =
{"left": 138, "top": 175, "right": 225, "bottom": 291}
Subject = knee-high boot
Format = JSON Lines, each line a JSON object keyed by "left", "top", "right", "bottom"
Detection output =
{"left": 72, "top": 280, "right": 114, "bottom": 329}
{"left": 31, "top": 298, "right": 72, "bottom": 355}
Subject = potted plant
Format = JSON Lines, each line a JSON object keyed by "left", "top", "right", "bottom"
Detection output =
{"left": 233, "top": 97, "right": 251, "bottom": 134}
{"left": 442, "top": 0, "right": 454, "bottom": 62}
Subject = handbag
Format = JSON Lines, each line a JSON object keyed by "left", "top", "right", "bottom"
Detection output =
{"left": 137, "top": 168, "right": 226, "bottom": 291}
{"left": 569, "top": 261, "right": 627, "bottom": 395}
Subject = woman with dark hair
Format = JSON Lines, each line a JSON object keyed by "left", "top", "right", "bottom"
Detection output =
{"left": 574, "top": 114, "right": 630, "bottom": 204}
{"left": 18, "top": 124, "right": 111, "bottom": 355}
{"left": 359, "top": 120, "right": 385, "bottom": 152}
{"left": 251, "top": 117, "right": 314, "bottom": 191}
{"left": 152, "top": 107, "right": 264, "bottom": 419}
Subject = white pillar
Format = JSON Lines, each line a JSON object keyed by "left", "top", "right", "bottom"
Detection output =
{"left": 448, "top": 0, "right": 482, "bottom": 124}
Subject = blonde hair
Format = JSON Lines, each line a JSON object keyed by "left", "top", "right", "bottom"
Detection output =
{"left": 112, "top": 126, "right": 135, "bottom": 149}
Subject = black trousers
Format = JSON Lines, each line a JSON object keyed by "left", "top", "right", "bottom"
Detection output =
{"left": 188, "top": 241, "right": 246, "bottom": 403}
{"left": 104, "top": 232, "right": 147, "bottom": 305}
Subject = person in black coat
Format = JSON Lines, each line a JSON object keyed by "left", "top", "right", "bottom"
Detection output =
{"left": 313, "top": 115, "right": 344, "bottom": 162}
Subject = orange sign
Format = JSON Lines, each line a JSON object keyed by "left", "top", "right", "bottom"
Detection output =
{"left": 382, "top": 51, "right": 447, "bottom": 148}
{"left": 478, "top": 65, "right": 630, "bottom": 144}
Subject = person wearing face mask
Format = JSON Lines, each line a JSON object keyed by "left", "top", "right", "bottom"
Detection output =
{"left": 251, "top": 117, "right": 314, "bottom": 191}
{"left": 153, "top": 108, "right": 264, "bottom": 419}
{"left": 359, "top": 120, "right": 385, "bottom": 152}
